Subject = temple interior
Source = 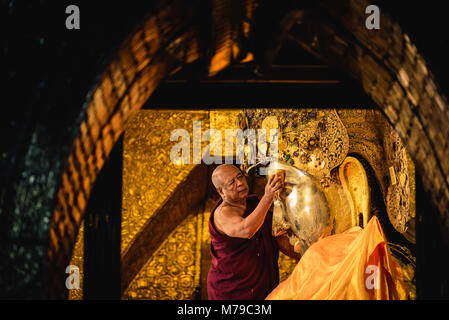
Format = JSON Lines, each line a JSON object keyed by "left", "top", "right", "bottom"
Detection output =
{"left": 2, "top": 0, "right": 449, "bottom": 300}
{"left": 68, "top": 107, "right": 417, "bottom": 300}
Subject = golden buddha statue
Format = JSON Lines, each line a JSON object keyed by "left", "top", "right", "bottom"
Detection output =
{"left": 236, "top": 108, "right": 416, "bottom": 299}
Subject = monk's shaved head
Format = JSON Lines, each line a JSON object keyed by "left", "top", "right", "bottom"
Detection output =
{"left": 211, "top": 164, "right": 240, "bottom": 190}
{"left": 212, "top": 164, "right": 248, "bottom": 201}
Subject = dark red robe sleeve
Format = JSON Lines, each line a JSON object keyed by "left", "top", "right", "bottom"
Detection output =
{"left": 207, "top": 194, "right": 279, "bottom": 300}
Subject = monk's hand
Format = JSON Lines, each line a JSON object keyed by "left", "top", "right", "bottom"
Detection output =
{"left": 264, "top": 174, "right": 283, "bottom": 201}
{"left": 288, "top": 235, "right": 302, "bottom": 254}
{"left": 274, "top": 224, "right": 291, "bottom": 237}
{"left": 276, "top": 231, "right": 302, "bottom": 261}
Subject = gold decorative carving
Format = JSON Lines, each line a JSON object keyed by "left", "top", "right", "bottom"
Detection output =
{"left": 210, "top": 109, "right": 246, "bottom": 158}
{"left": 122, "top": 110, "right": 210, "bottom": 256}
{"left": 278, "top": 252, "right": 298, "bottom": 282}
{"left": 384, "top": 124, "right": 415, "bottom": 242}
{"left": 337, "top": 109, "right": 416, "bottom": 240}
{"left": 199, "top": 197, "right": 218, "bottom": 300}
{"left": 123, "top": 210, "right": 203, "bottom": 299}
{"left": 68, "top": 221, "right": 84, "bottom": 300}
{"left": 243, "top": 108, "right": 349, "bottom": 180}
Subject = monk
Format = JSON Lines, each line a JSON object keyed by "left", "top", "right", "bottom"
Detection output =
{"left": 207, "top": 164, "right": 300, "bottom": 300}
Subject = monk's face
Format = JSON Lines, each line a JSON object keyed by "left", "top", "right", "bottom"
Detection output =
{"left": 218, "top": 166, "right": 249, "bottom": 201}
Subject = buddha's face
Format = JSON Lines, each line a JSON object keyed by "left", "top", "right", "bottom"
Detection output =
{"left": 268, "top": 162, "right": 330, "bottom": 255}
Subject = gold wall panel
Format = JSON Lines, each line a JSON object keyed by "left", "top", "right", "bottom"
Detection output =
{"left": 278, "top": 252, "right": 298, "bottom": 283}
{"left": 210, "top": 109, "right": 245, "bottom": 158}
{"left": 122, "top": 110, "right": 210, "bottom": 256}
{"left": 199, "top": 197, "right": 218, "bottom": 300}
{"left": 123, "top": 209, "right": 203, "bottom": 299}
{"left": 121, "top": 164, "right": 210, "bottom": 292}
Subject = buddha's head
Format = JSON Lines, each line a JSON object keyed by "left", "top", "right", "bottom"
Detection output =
{"left": 267, "top": 161, "right": 331, "bottom": 255}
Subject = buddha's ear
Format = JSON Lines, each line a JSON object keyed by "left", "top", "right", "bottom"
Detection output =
{"left": 339, "top": 156, "right": 371, "bottom": 229}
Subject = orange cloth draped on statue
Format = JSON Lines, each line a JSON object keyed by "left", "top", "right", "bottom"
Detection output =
{"left": 266, "top": 216, "right": 408, "bottom": 300}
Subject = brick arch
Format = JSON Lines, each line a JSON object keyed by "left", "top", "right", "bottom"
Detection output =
{"left": 285, "top": 0, "right": 449, "bottom": 230}
{"left": 46, "top": 0, "right": 256, "bottom": 298}
{"left": 46, "top": 0, "right": 449, "bottom": 298}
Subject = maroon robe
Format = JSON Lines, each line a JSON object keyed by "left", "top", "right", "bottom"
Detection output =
{"left": 207, "top": 194, "right": 279, "bottom": 300}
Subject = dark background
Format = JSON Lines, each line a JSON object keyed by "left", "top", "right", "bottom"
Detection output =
{"left": 3, "top": 0, "right": 449, "bottom": 177}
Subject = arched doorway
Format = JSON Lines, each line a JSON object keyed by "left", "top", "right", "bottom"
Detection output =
{"left": 43, "top": 0, "right": 449, "bottom": 298}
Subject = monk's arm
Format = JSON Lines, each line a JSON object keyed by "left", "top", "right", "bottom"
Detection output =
{"left": 219, "top": 175, "right": 282, "bottom": 239}
{"left": 220, "top": 193, "right": 275, "bottom": 239}
{"left": 276, "top": 234, "right": 301, "bottom": 261}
